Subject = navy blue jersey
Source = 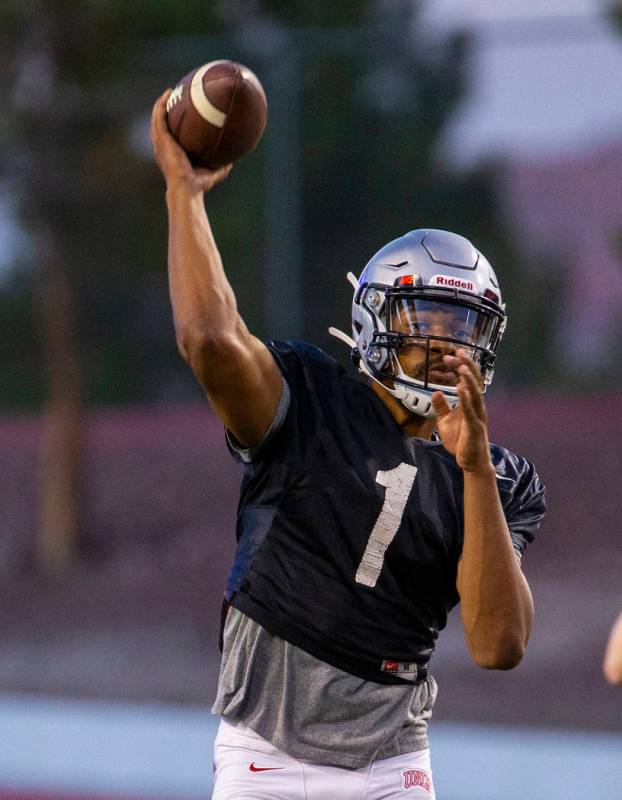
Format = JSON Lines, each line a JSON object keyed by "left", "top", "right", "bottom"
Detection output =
{"left": 225, "top": 341, "right": 545, "bottom": 685}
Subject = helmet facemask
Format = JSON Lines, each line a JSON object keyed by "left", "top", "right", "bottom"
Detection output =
{"left": 353, "top": 284, "right": 506, "bottom": 417}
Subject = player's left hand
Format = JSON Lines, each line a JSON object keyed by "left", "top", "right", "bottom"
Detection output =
{"left": 431, "top": 349, "right": 494, "bottom": 474}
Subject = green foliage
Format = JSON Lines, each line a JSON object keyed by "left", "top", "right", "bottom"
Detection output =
{"left": 608, "top": 1, "right": 622, "bottom": 34}
{"left": 0, "top": 274, "right": 42, "bottom": 408}
{"left": 261, "top": 0, "right": 374, "bottom": 27}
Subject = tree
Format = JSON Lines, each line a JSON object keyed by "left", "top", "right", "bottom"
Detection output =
{"left": 0, "top": 0, "right": 228, "bottom": 571}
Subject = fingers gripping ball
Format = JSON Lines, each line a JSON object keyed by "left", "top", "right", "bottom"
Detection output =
{"left": 166, "top": 60, "right": 268, "bottom": 170}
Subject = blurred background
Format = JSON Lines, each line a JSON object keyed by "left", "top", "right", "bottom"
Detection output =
{"left": 1, "top": 0, "right": 621, "bottom": 798}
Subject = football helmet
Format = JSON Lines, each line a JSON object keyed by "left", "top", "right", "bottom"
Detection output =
{"left": 329, "top": 229, "right": 507, "bottom": 418}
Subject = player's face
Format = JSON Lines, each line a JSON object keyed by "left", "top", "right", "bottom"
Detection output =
{"left": 390, "top": 299, "right": 488, "bottom": 387}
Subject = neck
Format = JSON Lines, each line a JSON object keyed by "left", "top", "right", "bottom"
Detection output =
{"left": 370, "top": 381, "right": 436, "bottom": 439}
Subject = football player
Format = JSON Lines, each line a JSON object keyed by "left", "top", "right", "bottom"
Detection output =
{"left": 151, "top": 91, "right": 545, "bottom": 800}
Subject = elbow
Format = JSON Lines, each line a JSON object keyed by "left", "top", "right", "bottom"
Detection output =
{"left": 176, "top": 324, "right": 217, "bottom": 363}
{"left": 176, "top": 324, "right": 240, "bottom": 367}
{"left": 471, "top": 638, "right": 526, "bottom": 671}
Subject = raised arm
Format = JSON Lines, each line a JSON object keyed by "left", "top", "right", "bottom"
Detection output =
{"left": 150, "top": 91, "right": 282, "bottom": 447}
{"left": 433, "top": 350, "right": 534, "bottom": 670}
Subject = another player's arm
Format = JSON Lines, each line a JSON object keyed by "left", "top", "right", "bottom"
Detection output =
{"left": 603, "top": 611, "right": 622, "bottom": 685}
{"left": 433, "top": 352, "right": 534, "bottom": 670}
{"left": 151, "top": 91, "right": 282, "bottom": 447}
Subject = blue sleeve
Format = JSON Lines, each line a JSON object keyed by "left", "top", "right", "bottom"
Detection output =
{"left": 492, "top": 445, "right": 546, "bottom": 560}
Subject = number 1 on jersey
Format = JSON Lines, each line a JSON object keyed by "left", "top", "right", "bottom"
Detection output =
{"left": 355, "top": 463, "right": 417, "bottom": 588}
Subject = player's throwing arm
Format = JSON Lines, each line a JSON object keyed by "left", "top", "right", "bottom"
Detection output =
{"left": 150, "top": 90, "right": 282, "bottom": 448}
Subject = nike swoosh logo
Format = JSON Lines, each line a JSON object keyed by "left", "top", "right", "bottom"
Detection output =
{"left": 249, "top": 762, "right": 284, "bottom": 772}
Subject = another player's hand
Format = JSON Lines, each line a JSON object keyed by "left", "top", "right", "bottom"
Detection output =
{"left": 431, "top": 350, "right": 493, "bottom": 474}
{"left": 150, "top": 90, "right": 232, "bottom": 194}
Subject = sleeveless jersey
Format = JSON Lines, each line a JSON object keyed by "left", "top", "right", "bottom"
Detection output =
{"left": 225, "top": 340, "right": 545, "bottom": 685}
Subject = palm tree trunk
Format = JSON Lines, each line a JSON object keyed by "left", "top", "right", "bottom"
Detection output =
{"left": 36, "top": 249, "right": 82, "bottom": 574}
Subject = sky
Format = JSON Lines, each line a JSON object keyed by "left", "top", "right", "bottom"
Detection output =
{"left": 418, "top": 0, "right": 622, "bottom": 165}
{"left": 415, "top": 1, "right": 622, "bottom": 374}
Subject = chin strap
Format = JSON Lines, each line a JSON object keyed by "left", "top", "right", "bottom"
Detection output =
{"left": 327, "top": 271, "right": 359, "bottom": 353}
{"left": 346, "top": 271, "right": 359, "bottom": 291}
{"left": 328, "top": 325, "right": 439, "bottom": 418}
{"left": 328, "top": 326, "right": 356, "bottom": 349}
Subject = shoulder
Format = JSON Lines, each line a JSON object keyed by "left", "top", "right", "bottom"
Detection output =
{"left": 267, "top": 339, "right": 343, "bottom": 373}
{"left": 489, "top": 442, "right": 546, "bottom": 540}
{"left": 489, "top": 443, "right": 543, "bottom": 490}
{"left": 266, "top": 339, "right": 349, "bottom": 396}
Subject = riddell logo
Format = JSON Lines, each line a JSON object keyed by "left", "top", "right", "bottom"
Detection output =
{"left": 403, "top": 769, "right": 432, "bottom": 792}
{"left": 431, "top": 274, "right": 475, "bottom": 291}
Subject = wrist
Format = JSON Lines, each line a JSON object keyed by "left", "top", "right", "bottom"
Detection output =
{"left": 165, "top": 177, "right": 203, "bottom": 205}
{"left": 462, "top": 462, "right": 497, "bottom": 481}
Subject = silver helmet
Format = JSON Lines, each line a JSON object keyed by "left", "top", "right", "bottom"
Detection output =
{"left": 330, "top": 229, "right": 507, "bottom": 418}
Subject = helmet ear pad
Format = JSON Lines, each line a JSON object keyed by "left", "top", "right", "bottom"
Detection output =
{"left": 352, "top": 287, "right": 393, "bottom": 374}
{"left": 365, "top": 344, "right": 391, "bottom": 372}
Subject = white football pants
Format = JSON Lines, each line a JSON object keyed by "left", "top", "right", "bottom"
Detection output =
{"left": 212, "top": 718, "right": 436, "bottom": 800}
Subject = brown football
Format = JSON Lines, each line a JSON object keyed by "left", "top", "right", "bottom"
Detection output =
{"left": 166, "top": 60, "right": 268, "bottom": 170}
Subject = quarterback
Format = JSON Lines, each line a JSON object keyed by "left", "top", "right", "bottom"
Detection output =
{"left": 151, "top": 91, "right": 545, "bottom": 800}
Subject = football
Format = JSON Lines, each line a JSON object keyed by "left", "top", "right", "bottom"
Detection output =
{"left": 166, "top": 60, "right": 268, "bottom": 170}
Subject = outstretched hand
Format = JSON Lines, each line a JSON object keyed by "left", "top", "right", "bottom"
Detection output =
{"left": 431, "top": 349, "right": 494, "bottom": 474}
{"left": 150, "top": 90, "right": 232, "bottom": 194}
